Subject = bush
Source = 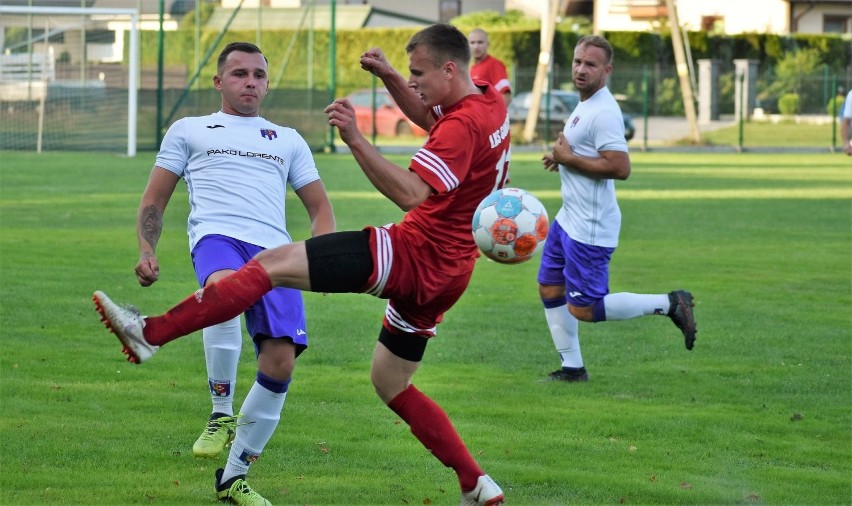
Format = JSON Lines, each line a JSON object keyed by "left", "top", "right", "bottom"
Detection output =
{"left": 778, "top": 93, "right": 800, "bottom": 115}
{"left": 826, "top": 94, "right": 844, "bottom": 117}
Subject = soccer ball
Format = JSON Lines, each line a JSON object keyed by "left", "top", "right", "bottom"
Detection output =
{"left": 472, "top": 187, "right": 549, "bottom": 264}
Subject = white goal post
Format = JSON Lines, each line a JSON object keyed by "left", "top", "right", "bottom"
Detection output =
{"left": 0, "top": 5, "right": 139, "bottom": 156}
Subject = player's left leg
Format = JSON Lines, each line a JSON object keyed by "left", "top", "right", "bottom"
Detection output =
{"left": 587, "top": 291, "right": 697, "bottom": 350}
{"left": 373, "top": 330, "right": 504, "bottom": 505}
{"left": 216, "top": 337, "right": 298, "bottom": 506}
{"left": 217, "top": 285, "right": 307, "bottom": 503}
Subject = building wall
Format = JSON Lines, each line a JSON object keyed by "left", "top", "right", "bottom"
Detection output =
{"left": 220, "top": 0, "right": 506, "bottom": 21}
{"left": 792, "top": 3, "right": 852, "bottom": 34}
{"left": 593, "top": 0, "right": 792, "bottom": 34}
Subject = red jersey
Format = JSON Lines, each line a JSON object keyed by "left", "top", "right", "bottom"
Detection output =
{"left": 470, "top": 55, "right": 511, "bottom": 95}
{"left": 400, "top": 84, "right": 510, "bottom": 275}
{"left": 364, "top": 84, "right": 510, "bottom": 335}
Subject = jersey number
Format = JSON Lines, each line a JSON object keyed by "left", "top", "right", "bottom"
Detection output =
{"left": 492, "top": 148, "right": 510, "bottom": 192}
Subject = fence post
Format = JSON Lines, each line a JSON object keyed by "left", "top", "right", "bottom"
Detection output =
{"left": 737, "top": 70, "right": 744, "bottom": 153}
{"left": 642, "top": 66, "right": 649, "bottom": 152}
{"left": 830, "top": 74, "right": 838, "bottom": 152}
{"left": 697, "top": 59, "right": 719, "bottom": 125}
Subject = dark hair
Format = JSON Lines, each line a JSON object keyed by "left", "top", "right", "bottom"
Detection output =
{"left": 576, "top": 35, "right": 614, "bottom": 64}
{"left": 406, "top": 24, "right": 470, "bottom": 69}
{"left": 217, "top": 42, "right": 267, "bottom": 73}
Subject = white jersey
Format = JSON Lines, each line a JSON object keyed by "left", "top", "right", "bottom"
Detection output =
{"left": 156, "top": 111, "right": 320, "bottom": 250}
{"left": 555, "top": 86, "right": 628, "bottom": 248}
{"left": 843, "top": 90, "right": 852, "bottom": 119}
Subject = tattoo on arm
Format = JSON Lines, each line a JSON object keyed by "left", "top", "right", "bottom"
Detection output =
{"left": 140, "top": 205, "right": 163, "bottom": 250}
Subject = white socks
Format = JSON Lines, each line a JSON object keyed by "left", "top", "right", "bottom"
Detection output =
{"left": 222, "top": 380, "right": 287, "bottom": 482}
{"left": 544, "top": 293, "right": 670, "bottom": 369}
{"left": 544, "top": 304, "right": 583, "bottom": 368}
{"left": 202, "top": 316, "right": 242, "bottom": 416}
{"left": 603, "top": 293, "right": 669, "bottom": 321}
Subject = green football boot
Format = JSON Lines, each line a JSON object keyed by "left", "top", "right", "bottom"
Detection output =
{"left": 193, "top": 413, "right": 239, "bottom": 458}
{"left": 215, "top": 468, "right": 272, "bottom": 506}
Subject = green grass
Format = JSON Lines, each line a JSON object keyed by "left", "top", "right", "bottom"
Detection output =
{"left": 680, "top": 120, "right": 842, "bottom": 148}
{"left": 1, "top": 150, "right": 850, "bottom": 505}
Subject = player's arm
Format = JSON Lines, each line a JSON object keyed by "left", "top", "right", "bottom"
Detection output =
{"left": 325, "top": 98, "right": 432, "bottom": 211}
{"left": 842, "top": 116, "right": 852, "bottom": 156}
{"left": 359, "top": 48, "right": 435, "bottom": 132}
{"left": 294, "top": 180, "right": 336, "bottom": 237}
{"left": 551, "top": 131, "right": 631, "bottom": 180}
{"left": 135, "top": 167, "right": 179, "bottom": 287}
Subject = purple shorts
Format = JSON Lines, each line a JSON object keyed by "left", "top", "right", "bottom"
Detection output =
{"left": 191, "top": 234, "right": 307, "bottom": 351}
{"left": 537, "top": 221, "right": 614, "bottom": 307}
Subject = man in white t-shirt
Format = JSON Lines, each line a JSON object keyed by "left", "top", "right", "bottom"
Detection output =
{"left": 132, "top": 42, "right": 335, "bottom": 504}
{"left": 537, "top": 35, "right": 697, "bottom": 382}
{"left": 841, "top": 89, "right": 852, "bottom": 156}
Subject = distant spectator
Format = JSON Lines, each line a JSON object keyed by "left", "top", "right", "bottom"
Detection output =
{"left": 468, "top": 28, "right": 511, "bottom": 106}
{"left": 841, "top": 89, "right": 852, "bottom": 156}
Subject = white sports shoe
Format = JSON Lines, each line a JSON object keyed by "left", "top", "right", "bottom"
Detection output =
{"left": 93, "top": 290, "right": 158, "bottom": 364}
{"left": 460, "top": 475, "right": 505, "bottom": 506}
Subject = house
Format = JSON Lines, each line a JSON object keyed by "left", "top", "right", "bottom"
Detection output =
{"left": 3, "top": 0, "right": 847, "bottom": 66}
{"left": 590, "top": 0, "right": 851, "bottom": 35}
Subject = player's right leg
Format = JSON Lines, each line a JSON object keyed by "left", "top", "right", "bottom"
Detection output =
{"left": 537, "top": 221, "right": 587, "bottom": 381}
{"left": 93, "top": 258, "right": 273, "bottom": 360}
{"left": 93, "top": 231, "right": 369, "bottom": 357}
{"left": 93, "top": 291, "right": 157, "bottom": 364}
{"left": 194, "top": 316, "right": 242, "bottom": 458}
{"left": 190, "top": 242, "right": 247, "bottom": 458}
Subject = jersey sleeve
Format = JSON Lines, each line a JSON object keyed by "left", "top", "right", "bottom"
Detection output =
{"left": 492, "top": 59, "right": 511, "bottom": 94}
{"left": 285, "top": 129, "right": 321, "bottom": 191}
{"left": 155, "top": 118, "right": 190, "bottom": 177}
{"left": 409, "top": 116, "right": 474, "bottom": 194}
{"left": 593, "top": 109, "right": 629, "bottom": 153}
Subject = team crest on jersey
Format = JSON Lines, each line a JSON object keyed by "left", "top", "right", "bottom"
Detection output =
{"left": 260, "top": 128, "right": 277, "bottom": 140}
{"left": 570, "top": 116, "right": 580, "bottom": 128}
{"left": 238, "top": 450, "right": 260, "bottom": 465}
{"left": 209, "top": 379, "right": 231, "bottom": 397}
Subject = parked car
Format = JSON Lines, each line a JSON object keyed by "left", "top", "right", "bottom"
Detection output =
{"left": 507, "top": 90, "right": 635, "bottom": 141}
{"left": 345, "top": 89, "right": 428, "bottom": 137}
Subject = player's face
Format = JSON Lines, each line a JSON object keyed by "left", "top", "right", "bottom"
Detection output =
{"left": 407, "top": 45, "right": 451, "bottom": 109}
{"left": 571, "top": 43, "right": 612, "bottom": 101}
{"left": 468, "top": 32, "right": 488, "bottom": 62}
{"left": 214, "top": 50, "right": 269, "bottom": 117}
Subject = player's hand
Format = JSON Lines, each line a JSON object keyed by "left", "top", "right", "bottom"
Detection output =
{"left": 324, "top": 98, "right": 363, "bottom": 145}
{"left": 135, "top": 252, "right": 160, "bottom": 287}
{"left": 359, "top": 48, "right": 391, "bottom": 78}
{"left": 542, "top": 153, "right": 559, "bottom": 172}
{"left": 551, "top": 132, "right": 574, "bottom": 166}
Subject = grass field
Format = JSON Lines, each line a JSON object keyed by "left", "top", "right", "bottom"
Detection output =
{"left": 1, "top": 149, "right": 850, "bottom": 505}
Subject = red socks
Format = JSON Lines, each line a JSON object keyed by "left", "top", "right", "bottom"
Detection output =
{"left": 388, "top": 384, "right": 483, "bottom": 491}
{"left": 144, "top": 259, "right": 273, "bottom": 346}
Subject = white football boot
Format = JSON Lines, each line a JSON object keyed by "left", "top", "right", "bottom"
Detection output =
{"left": 93, "top": 290, "right": 158, "bottom": 364}
{"left": 460, "top": 475, "right": 505, "bottom": 506}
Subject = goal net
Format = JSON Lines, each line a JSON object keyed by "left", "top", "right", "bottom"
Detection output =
{"left": 0, "top": 5, "right": 139, "bottom": 156}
